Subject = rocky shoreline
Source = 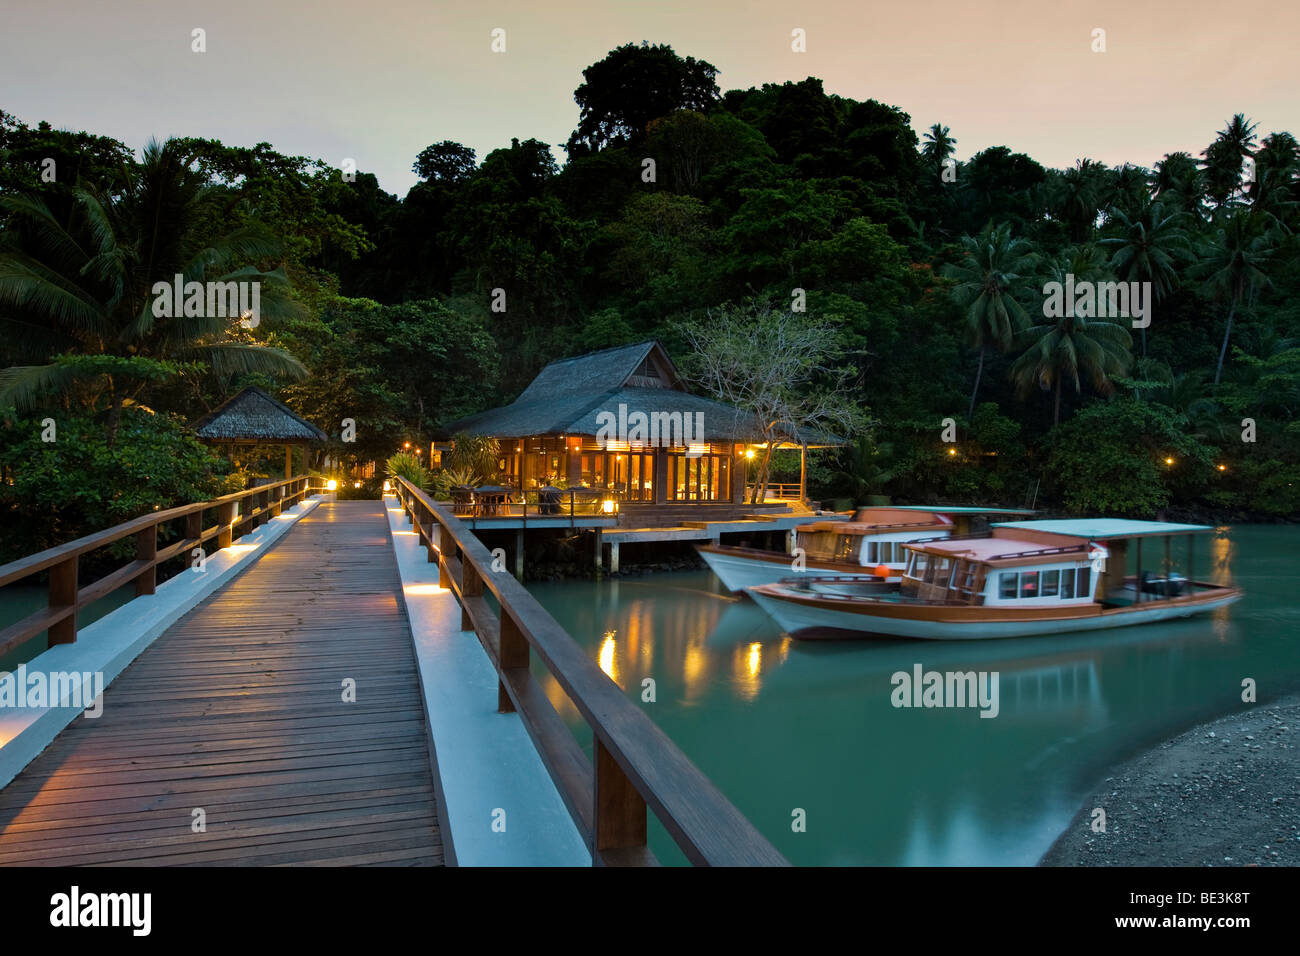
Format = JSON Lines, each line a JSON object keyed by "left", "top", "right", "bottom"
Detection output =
{"left": 1039, "top": 695, "right": 1300, "bottom": 866}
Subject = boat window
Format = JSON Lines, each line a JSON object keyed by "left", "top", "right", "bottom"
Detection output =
{"left": 999, "top": 573, "right": 1018, "bottom": 599}
{"left": 913, "top": 552, "right": 927, "bottom": 574}
{"left": 1077, "top": 566, "right": 1092, "bottom": 598}
{"left": 953, "top": 561, "right": 977, "bottom": 594}
{"left": 1061, "top": 567, "right": 1075, "bottom": 599}
{"left": 803, "top": 531, "right": 838, "bottom": 559}
{"left": 1019, "top": 570, "right": 1039, "bottom": 598}
{"left": 865, "top": 541, "right": 878, "bottom": 564}
{"left": 930, "top": 557, "right": 953, "bottom": 587}
{"left": 1042, "top": 570, "right": 1060, "bottom": 597}
{"left": 835, "top": 535, "right": 854, "bottom": 561}
{"left": 880, "top": 541, "right": 894, "bottom": 564}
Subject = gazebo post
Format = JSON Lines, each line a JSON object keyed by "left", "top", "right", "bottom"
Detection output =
{"left": 285, "top": 444, "right": 292, "bottom": 480}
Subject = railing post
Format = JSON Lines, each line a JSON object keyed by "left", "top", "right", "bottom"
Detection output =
{"left": 438, "top": 525, "right": 453, "bottom": 588}
{"left": 498, "top": 610, "right": 528, "bottom": 713}
{"left": 135, "top": 522, "right": 157, "bottom": 596}
{"left": 461, "top": 558, "right": 481, "bottom": 631}
{"left": 217, "top": 501, "right": 236, "bottom": 548}
{"left": 48, "top": 555, "right": 78, "bottom": 646}
{"left": 425, "top": 506, "right": 438, "bottom": 564}
{"left": 594, "top": 739, "right": 647, "bottom": 856}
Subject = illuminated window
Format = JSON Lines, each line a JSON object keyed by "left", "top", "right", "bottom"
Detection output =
{"left": 1019, "top": 570, "right": 1039, "bottom": 598}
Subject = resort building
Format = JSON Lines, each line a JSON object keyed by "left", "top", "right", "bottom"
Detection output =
{"left": 444, "top": 341, "right": 828, "bottom": 522}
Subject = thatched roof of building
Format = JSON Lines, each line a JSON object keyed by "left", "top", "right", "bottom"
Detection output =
{"left": 445, "top": 341, "right": 842, "bottom": 446}
{"left": 192, "top": 387, "right": 327, "bottom": 443}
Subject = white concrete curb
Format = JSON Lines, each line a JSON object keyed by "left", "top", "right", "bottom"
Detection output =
{"left": 382, "top": 494, "right": 590, "bottom": 866}
{"left": 0, "top": 496, "right": 322, "bottom": 790}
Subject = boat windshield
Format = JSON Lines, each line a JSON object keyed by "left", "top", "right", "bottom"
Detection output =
{"left": 799, "top": 530, "right": 856, "bottom": 561}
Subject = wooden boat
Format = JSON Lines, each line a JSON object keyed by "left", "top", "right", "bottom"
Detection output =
{"left": 748, "top": 519, "right": 1242, "bottom": 641}
{"left": 697, "top": 506, "right": 1034, "bottom": 593}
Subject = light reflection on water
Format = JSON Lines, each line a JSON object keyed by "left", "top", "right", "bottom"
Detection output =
{"left": 527, "top": 525, "right": 1299, "bottom": 866}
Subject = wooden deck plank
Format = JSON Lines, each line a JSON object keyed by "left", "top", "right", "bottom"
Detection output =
{"left": 0, "top": 500, "right": 444, "bottom": 867}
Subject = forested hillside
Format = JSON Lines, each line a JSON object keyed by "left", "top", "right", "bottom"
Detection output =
{"left": 3, "top": 41, "right": 1297, "bottom": 553}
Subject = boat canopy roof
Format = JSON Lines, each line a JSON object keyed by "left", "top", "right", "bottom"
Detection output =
{"left": 989, "top": 518, "right": 1213, "bottom": 539}
{"left": 886, "top": 506, "right": 1037, "bottom": 515}
{"left": 795, "top": 519, "right": 950, "bottom": 535}
{"left": 907, "top": 536, "right": 1102, "bottom": 569}
{"left": 798, "top": 509, "right": 952, "bottom": 535}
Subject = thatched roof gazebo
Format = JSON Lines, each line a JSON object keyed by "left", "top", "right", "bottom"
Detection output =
{"left": 193, "top": 387, "right": 328, "bottom": 479}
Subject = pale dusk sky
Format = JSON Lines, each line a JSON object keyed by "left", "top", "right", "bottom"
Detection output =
{"left": 2, "top": 0, "right": 1295, "bottom": 195}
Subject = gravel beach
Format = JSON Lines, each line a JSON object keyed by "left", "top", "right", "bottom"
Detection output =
{"left": 1040, "top": 695, "right": 1300, "bottom": 866}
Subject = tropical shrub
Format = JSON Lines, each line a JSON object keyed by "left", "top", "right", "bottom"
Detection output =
{"left": 0, "top": 407, "right": 227, "bottom": 562}
{"left": 1042, "top": 397, "right": 1215, "bottom": 515}
{"left": 430, "top": 466, "right": 478, "bottom": 499}
{"left": 385, "top": 451, "right": 431, "bottom": 491}
{"left": 445, "top": 433, "right": 500, "bottom": 479}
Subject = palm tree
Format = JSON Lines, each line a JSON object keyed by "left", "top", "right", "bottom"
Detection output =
{"left": 922, "top": 124, "right": 957, "bottom": 175}
{"left": 0, "top": 139, "right": 305, "bottom": 444}
{"left": 1201, "top": 113, "right": 1258, "bottom": 208}
{"left": 1054, "top": 159, "right": 1107, "bottom": 242}
{"left": 1151, "top": 152, "right": 1204, "bottom": 219}
{"left": 1099, "top": 201, "right": 1194, "bottom": 355}
{"left": 943, "top": 222, "right": 1037, "bottom": 421}
{"left": 1125, "top": 360, "right": 1227, "bottom": 443}
{"left": 1010, "top": 249, "right": 1133, "bottom": 424}
{"left": 1102, "top": 163, "right": 1151, "bottom": 222}
{"left": 1248, "top": 132, "right": 1300, "bottom": 224}
{"left": 1197, "top": 209, "right": 1275, "bottom": 384}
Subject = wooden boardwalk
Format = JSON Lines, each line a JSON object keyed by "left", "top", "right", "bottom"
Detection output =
{"left": 0, "top": 500, "right": 444, "bottom": 866}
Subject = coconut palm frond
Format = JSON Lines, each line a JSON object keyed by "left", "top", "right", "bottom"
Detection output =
{"left": 0, "top": 362, "right": 85, "bottom": 412}
{"left": 0, "top": 194, "right": 91, "bottom": 265}
{"left": 181, "top": 343, "right": 308, "bottom": 381}
{"left": 0, "top": 253, "right": 108, "bottom": 335}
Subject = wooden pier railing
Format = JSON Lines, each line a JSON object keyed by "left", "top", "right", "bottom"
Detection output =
{"left": 392, "top": 476, "right": 788, "bottom": 867}
{"left": 747, "top": 482, "right": 803, "bottom": 501}
{"left": 0, "top": 476, "right": 310, "bottom": 660}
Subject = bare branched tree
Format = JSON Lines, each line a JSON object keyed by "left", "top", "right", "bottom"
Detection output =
{"left": 675, "top": 300, "right": 864, "bottom": 503}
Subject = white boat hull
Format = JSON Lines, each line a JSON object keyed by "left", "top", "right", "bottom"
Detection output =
{"left": 698, "top": 547, "right": 895, "bottom": 593}
{"left": 748, "top": 589, "right": 1242, "bottom": 641}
